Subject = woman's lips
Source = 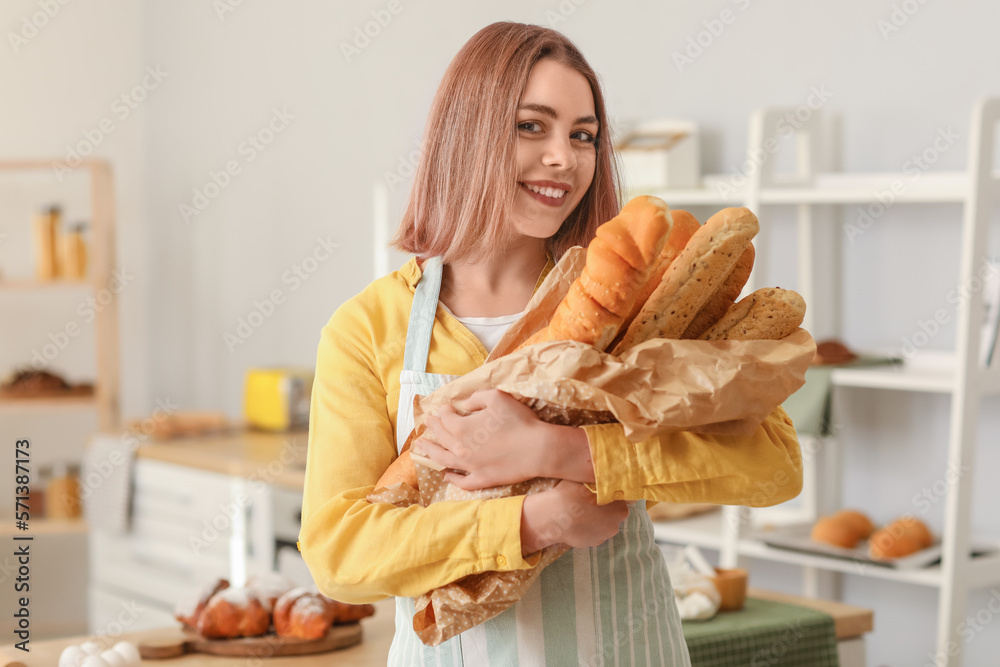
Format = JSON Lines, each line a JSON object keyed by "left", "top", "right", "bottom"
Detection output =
{"left": 519, "top": 182, "right": 567, "bottom": 208}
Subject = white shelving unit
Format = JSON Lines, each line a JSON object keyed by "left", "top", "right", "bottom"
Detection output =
{"left": 649, "top": 98, "right": 1000, "bottom": 666}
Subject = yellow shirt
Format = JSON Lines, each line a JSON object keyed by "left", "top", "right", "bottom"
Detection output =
{"left": 299, "top": 257, "right": 803, "bottom": 604}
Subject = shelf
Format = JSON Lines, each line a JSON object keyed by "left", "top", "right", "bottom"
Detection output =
{"left": 0, "top": 278, "right": 91, "bottom": 291}
{"left": 645, "top": 170, "right": 973, "bottom": 207}
{"left": 831, "top": 351, "right": 956, "bottom": 393}
{"left": 829, "top": 350, "right": 1000, "bottom": 395}
{"left": 0, "top": 393, "right": 97, "bottom": 413}
{"left": 0, "top": 517, "right": 86, "bottom": 537}
{"left": 651, "top": 512, "right": 1000, "bottom": 588}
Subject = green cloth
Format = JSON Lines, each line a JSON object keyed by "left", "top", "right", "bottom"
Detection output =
{"left": 782, "top": 356, "right": 901, "bottom": 437}
{"left": 682, "top": 597, "right": 839, "bottom": 666}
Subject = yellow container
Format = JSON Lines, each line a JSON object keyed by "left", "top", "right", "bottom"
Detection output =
{"left": 32, "top": 206, "right": 61, "bottom": 280}
{"left": 59, "top": 223, "right": 88, "bottom": 280}
{"left": 243, "top": 368, "right": 314, "bottom": 431}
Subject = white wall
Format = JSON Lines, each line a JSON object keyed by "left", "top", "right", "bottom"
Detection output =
{"left": 4, "top": 0, "right": 1000, "bottom": 663}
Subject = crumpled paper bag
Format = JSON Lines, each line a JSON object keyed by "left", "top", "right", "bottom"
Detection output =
{"left": 367, "top": 245, "right": 815, "bottom": 646}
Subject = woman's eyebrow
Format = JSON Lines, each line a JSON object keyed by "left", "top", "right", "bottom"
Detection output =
{"left": 518, "top": 103, "right": 598, "bottom": 126}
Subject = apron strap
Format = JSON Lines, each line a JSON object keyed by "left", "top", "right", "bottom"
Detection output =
{"left": 402, "top": 256, "right": 443, "bottom": 372}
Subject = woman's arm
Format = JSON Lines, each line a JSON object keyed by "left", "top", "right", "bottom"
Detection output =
{"left": 422, "top": 389, "right": 802, "bottom": 508}
{"left": 299, "top": 318, "right": 540, "bottom": 604}
{"left": 577, "top": 405, "right": 803, "bottom": 506}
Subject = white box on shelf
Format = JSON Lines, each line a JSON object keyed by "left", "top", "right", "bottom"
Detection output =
{"left": 616, "top": 119, "right": 700, "bottom": 190}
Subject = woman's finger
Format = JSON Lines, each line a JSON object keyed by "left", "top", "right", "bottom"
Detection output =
{"left": 413, "top": 438, "right": 462, "bottom": 471}
{"left": 454, "top": 389, "right": 501, "bottom": 413}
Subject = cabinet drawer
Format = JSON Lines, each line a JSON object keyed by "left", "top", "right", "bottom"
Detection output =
{"left": 90, "top": 531, "right": 230, "bottom": 606}
{"left": 133, "top": 460, "right": 238, "bottom": 523}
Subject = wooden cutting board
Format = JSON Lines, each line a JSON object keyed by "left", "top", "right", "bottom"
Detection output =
{"left": 138, "top": 623, "right": 362, "bottom": 659}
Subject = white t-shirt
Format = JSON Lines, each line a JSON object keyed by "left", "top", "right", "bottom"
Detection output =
{"left": 441, "top": 304, "right": 523, "bottom": 354}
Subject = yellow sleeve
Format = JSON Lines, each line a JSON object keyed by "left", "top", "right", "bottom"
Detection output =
{"left": 581, "top": 405, "right": 803, "bottom": 507}
{"left": 298, "top": 312, "right": 539, "bottom": 605}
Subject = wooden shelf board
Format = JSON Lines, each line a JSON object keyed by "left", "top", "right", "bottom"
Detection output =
{"left": 650, "top": 511, "right": 984, "bottom": 588}
{"left": 0, "top": 278, "right": 92, "bottom": 291}
{"left": 0, "top": 517, "right": 86, "bottom": 537}
{"left": 0, "top": 394, "right": 98, "bottom": 412}
{"left": 644, "top": 170, "right": 972, "bottom": 207}
{"left": 831, "top": 350, "right": 956, "bottom": 393}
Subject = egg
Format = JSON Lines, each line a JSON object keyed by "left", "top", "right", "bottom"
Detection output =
{"left": 99, "top": 649, "right": 129, "bottom": 667}
{"left": 80, "top": 641, "right": 102, "bottom": 655}
{"left": 58, "top": 645, "right": 87, "bottom": 667}
{"left": 111, "top": 641, "right": 142, "bottom": 667}
{"left": 81, "top": 655, "right": 111, "bottom": 667}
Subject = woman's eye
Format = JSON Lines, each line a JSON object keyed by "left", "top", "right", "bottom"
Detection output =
{"left": 572, "top": 130, "right": 597, "bottom": 144}
{"left": 518, "top": 121, "right": 542, "bottom": 133}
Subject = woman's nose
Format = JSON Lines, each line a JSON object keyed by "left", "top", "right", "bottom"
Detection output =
{"left": 541, "top": 134, "right": 576, "bottom": 170}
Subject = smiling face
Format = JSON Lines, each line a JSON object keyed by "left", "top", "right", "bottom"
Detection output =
{"left": 511, "top": 57, "right": 598, "bottom": 243}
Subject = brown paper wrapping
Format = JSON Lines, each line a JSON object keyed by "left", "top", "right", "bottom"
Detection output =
{"left": 366, "top": 246, "right": 815, "bottom": 646}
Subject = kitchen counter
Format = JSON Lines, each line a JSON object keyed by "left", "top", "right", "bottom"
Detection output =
{"left": 0, "top": 599, "right": 395, "bottom": 667}
{"left": 0, "top": 590, "right": 871, "bottom": 666}
{"left": 135, "top": 429, "right": 307, "bottom": 490}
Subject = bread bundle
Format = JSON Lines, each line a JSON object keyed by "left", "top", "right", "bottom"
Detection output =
{"left": 375, "top": 198, "right": 807, "bottom": 493}
{"left": 174, "top": 575, "right": 375, "bottom": 640}
{"left": 518, "top": 200, "right": 804, "bottom": 357}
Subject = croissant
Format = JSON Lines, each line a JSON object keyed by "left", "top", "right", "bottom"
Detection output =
{"left": 519, "top": 195, "right": 670, "bottom": 351}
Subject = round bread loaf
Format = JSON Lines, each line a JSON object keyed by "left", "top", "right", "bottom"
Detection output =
{"left": 869, "top": 516, "right": 934, "bottom": 560}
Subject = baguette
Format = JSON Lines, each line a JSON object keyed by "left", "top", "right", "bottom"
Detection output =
{"left": 681, "top": 242, "right": 755, "bottom": 339}
{"left": 613, "top": 207, "right": 759, "bottom": 352}
{"left": 374, "top": 449, "right": 418, "bottom": 490}
{"left": 519, "top": 196, "right": 670, "bottom": 351}
{"left": 698, "top": 287, "right": 805, "bottom": 341}
{"left": 612, "top": 209, "right": 701, "bottom": 346}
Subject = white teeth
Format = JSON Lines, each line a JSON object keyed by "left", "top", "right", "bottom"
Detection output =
{"left": 524, "top": 183, "right": 567, "bottom": 199}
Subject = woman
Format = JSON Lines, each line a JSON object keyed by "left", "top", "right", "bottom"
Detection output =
{"left": 299, "top": 21, "right": 802, "bottom": 666}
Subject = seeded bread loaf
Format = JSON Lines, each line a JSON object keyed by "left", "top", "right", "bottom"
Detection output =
{"left": 682, "top": 243, "right": 755, "bottom": 339}
{"left": 698, "top": 287, "right": 805, "bottom": 341}
{"left": 613, "top": 207, "right": 759, "bottom": 353}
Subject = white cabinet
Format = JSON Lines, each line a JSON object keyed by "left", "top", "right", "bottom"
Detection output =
{"left": 649, "top": 98, "right": 1000, "bottom": 666}
{"left": 87, "top": 459, "right": 276, "bottom": 632}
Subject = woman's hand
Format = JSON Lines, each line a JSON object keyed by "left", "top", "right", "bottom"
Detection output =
{"left": 520, "top": 481, "right": 629, "bottom": 555}
{"left": 413, "top": 389, "right": 595, "bottom": 490}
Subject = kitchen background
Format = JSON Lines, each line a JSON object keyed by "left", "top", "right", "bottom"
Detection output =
{"left": 1, "top": 0, "right": 1000, "bottom": 665}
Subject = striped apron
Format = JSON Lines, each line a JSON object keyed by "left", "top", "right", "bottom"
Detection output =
{"left": 387, "top": 256, "right": 691, "bottom": 666}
